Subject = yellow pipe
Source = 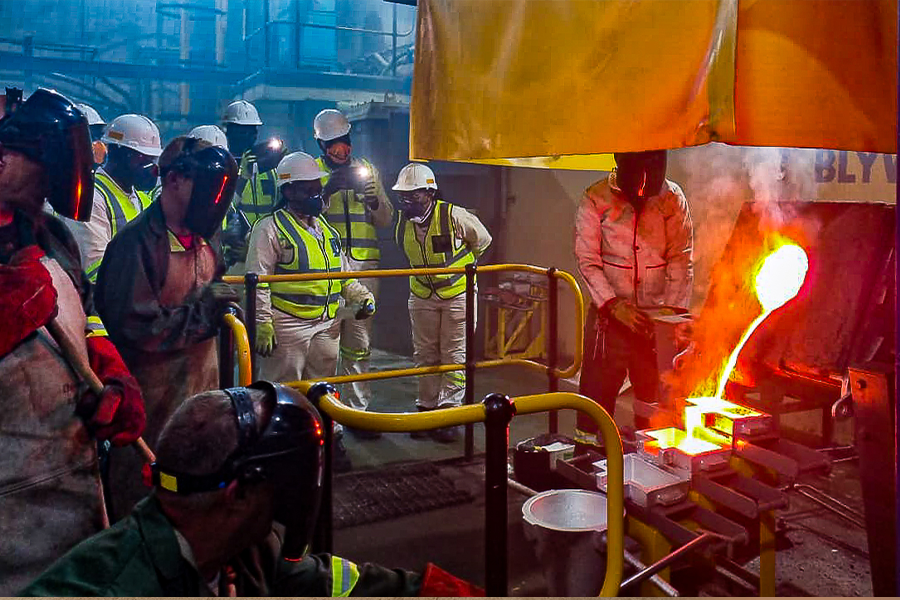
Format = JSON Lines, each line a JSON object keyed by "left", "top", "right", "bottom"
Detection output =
{"left": 222, "top": 313, "right": 252, "bottom": 385}
{"left": 225, "top": 263, "right": 585, "bottom": 378}
{"left": 301, "top": 386, "right": 624, "bottom": 597}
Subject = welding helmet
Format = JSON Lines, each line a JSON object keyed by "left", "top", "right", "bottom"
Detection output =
{"left": 0, "top": 88, "right": 94, "bottom": 221}
{"left": 613, "top": 150, "right": 667, "bottom": 203}
{"left": 160, "top": 137, "right": 238, "bottom": 239}
{"left": 151, "top": 381, "right": 325, "bottom": 560}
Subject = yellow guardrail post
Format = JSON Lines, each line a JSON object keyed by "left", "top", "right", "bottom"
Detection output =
{"left": 221, "top": 311, "right": 252, "bottom": 386}
{"left": 302, "top": 384, "right": 624, "bottom": 597}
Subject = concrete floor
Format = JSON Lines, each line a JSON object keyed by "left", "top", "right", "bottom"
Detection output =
{"left": 329, "top": 350, "right": 875, "bottom": 597}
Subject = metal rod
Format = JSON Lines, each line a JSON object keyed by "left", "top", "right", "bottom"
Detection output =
{"left": 245, "top": 272, "right": 258, "bottom": 381}
{"left": 619, "top": 532, "right": 714, "bottom": 591}
{"left": 791, "top": 484, "right": 866, "bottom": 528}
{"left": 464, "top": 264, "right": 476, "bottom": 461}
{"left": 622, "top": 549, "right": 680, "bottom": 597}
{"left": 547, "top": 267, "right": 559, "bottom": 433}
{"left": 507, "top": 477, "right": 538, "bottom": 498}
{"left": 483, "top": 393, "right": 515, "bottom": 597}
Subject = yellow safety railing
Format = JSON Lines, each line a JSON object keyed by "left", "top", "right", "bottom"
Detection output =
{"left": 224, "top": 263, "right": 584, "bottom": 380}
{"left": 222, "top": 312, "right": 252, "bottom": 386}
{"left": 296, "top": 382, "right": 625, "bottom": 597}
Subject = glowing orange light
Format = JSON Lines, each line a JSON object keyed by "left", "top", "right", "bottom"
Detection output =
{"left": 645, "top": 427, "right": 723, "bottom": 456}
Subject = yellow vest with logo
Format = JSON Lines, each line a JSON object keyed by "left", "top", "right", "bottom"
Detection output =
{"left": 236, "top": 152, "right": 278, "bottom": 226}
{"left": 269, "top": 210, "right": 345, "bottom": 320}
{"left": 396, "top": 200, "right": 476, "bottom": 300}
{"left": 89, "top": 171, "right": 152, "bottom": 281}
{"left": 318, "top": 157, "right": 380, "bottom": 262}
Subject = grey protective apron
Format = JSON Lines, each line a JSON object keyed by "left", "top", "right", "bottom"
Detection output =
{"left": 0, "top": 259, "right": 103, "bottom": 594}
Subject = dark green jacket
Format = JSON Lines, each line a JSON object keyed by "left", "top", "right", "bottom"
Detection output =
{"left": 21, "top": 494, "right": 422, "bottom": 597}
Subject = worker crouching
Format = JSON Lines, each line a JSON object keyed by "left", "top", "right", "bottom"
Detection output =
{"left": 392, "top": 164, "right": 492, "bottom": 443}
{"left": 246, "top": 151, "right": 375, "bottom": 471}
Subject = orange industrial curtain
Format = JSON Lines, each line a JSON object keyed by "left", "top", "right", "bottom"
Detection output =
{"left": 410, "top": 0, "right": 897, "bottom": 165}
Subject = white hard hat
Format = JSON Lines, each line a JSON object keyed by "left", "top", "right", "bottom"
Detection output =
{"left": 313, "top": 109, "right": 351, "bottom": 142}
{"left": 222, "top": 100, "right": 262, "bottom": 126}
{"left": 188, "top": 125, "right": 229, "bottom": 151}
{"left": 393, "top": 163, "right": 438, "bottom": 191}
{"left": 101, "top": 114, "right": 162, "bottom": 157}
{"left": 75, "top": 103, "right": 105, "bottom": 126}
{"left": 275, "top": 152, "right": 329, "bottom": 188}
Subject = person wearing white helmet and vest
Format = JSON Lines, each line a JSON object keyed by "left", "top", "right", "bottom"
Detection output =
{"left": 247, "top": 151, "right": 374, "bottom": 470}
{"left": 574, "top": 150, "right": 693, "bottom": 449}
{"left": 314, "top": 109, "right": 392, "bottom": 435}
{"left": 74, "top": 103, "right": 107, "bottom": 165}
{"left": 393, "top": 163, "right": 491, "bottom": 443}
{"left": 63, "top": 113, "right": 162, "bottom": 282}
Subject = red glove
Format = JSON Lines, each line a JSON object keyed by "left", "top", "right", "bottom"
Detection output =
{"left": 80, "top": 336, "right": 146, "bottom": 446}
{"left": 419, "top": 563, "right": 485, "bottom": 597}
{"left": 0, "top": 245, "right": 58, "bottom": 356}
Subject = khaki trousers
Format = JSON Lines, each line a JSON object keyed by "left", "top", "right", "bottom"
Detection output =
{"left": 337, "top": 257, "right": 378, "bottom": 410}
{"left": 408, "top": 293, "right": 472, "bottom": 409}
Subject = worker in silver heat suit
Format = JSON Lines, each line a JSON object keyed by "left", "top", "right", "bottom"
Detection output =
{"left": 574, "top": 150, "right": 693, "bottom": 447}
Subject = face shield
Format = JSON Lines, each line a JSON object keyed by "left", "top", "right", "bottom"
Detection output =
{"left": 613, "top": 150, "right": 668, "bottom": 204}
{"left": 0, "top": 88, "right": 94, "bottom": 221}
{"left": 149, "top": 382, "right": 325, "bottom": 561}
{"left": 163, "top": 141, "right": 238, "bottom": 239}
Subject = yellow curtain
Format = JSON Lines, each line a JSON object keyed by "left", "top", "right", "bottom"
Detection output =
{"left": 410, "top": 0, "right": 897, "bottom": 165}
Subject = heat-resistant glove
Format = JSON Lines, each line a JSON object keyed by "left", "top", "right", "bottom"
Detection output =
{"left": 79, "top": 336, "right": 146, "bottom": 446}
{"left": 419, "top": 563, "right": 485, "bottom": 597}
{"left": 0, "top": 245, "right": 58, "bottom": 357}
{"left": 355, "top": 299, "right": 376, "bottom": 320}
{"left": 200, "top": 281, "right": 240, "bottom": 320}
{"left": 607, "top": 298, "right": 652, "bottom": 337}
{"left": 256, "top": 321, "right": 277, "bottom": 357}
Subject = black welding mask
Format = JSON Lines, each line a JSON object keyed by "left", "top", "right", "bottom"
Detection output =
{"left": 162, "top": 139, "right": 238, "bottom": 239}
{"left": 150, "top": 381, "right": 325, "bottom": 560}
{"left": 0, "top": 88, "right": 94, "bottom": 221}
{"left": 613, "top": 150, "right": 668, "bottom": 204}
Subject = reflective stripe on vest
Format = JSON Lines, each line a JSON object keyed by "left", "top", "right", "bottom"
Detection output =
{"left": 270, "top": 210, "right": 343, "bottom": 320}
{"left": 88, "top": 172, "right": 152, "bottom": 281}
{"left": 236, "top": 152, "right": 278, "bottom": 225}
{"left": 318, "top": 156, "right": 380, "bottom": 262}
{"left": 396, "top": 200, "right": 476, "bottom": 300}
{"left": 330, "top": 556, "right": 360, "bottom": 597}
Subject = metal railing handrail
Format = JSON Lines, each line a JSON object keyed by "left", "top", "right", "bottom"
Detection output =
{"left": 222, "top": 312, "right": 252, "bottom": 386}
{"left": 301, "top": 383, "right": 625, "bottom": 598}
{"left": 223, "top": 262, "right": 584, "bottom": 380}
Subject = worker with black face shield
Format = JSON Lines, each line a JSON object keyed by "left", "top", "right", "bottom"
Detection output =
{"left": 393, "top": 163, "right": 491, "bottom": 443}
{"left": 246, "top": 151, "right": 375, "bottom": 472}
{"left": 314, "top": 109, "right": 393, "bottom": 431}
{"left": 0, "top": 88, "right": 145, "bottom": 594}
{"left": 574, "top": 150, "right": 693, "bottom": 448}
{"left": 95, "top": 136, "right": 240, "bottom": 520}
{"left": 62, "top": 114, "right": 162, "bottom": 283}
{"left": 23, "top": 382, "right": 484, "bottom": 596}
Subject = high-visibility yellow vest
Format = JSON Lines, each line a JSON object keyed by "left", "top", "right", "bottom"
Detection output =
{"left": 235, "top": 152, "right": 278, "bottom": 225}
{"left": 88, "top": 171, "right": 152, "bottom": 281}
{"left": 396, "top": 200, "right": 476, "bottom": 300}
{"left": 269, "top": 209, "right": 346, "bottom": 320}
{"left": 318, "top": 157, "right": 380, "bottom": 263}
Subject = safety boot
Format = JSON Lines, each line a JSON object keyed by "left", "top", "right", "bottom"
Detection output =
{"left": 410, "top": 406, "right": 432, "bottom": 439}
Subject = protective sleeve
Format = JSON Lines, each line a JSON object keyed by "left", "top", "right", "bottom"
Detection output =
{"left": 662, "top": 182, "right": 694, "bottom": 310}
{"left": 245, "top": 216, "right": 279, "bottom": 324}
{"left": 0, "top": 245, "right": 58, "bottom": 357}
{"left": 94, "top": 217, "right": 222, "bottom": 353}
{"left": 574, "top": 182, "right": 617, "bottom": 309}
{"left": 272, "top": 553, "right": 423, "bottom": 597}
{"left": 366, "top": 163, "right": 394, "bottom": 229}
{"left": 339, "top": 254, "right": 375, "bottom": 305}
{"left": 450, "top": 206, "right": 492, "bottom": 257}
